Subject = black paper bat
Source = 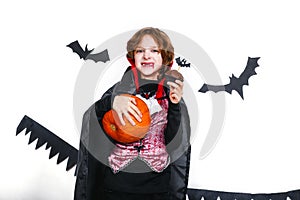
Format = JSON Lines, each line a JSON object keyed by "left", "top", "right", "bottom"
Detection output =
{"left": 16, "top": 115, "right": 78, "bottom": 171}
{"left": 67, "top": 40, "right": 110, "bottom": 63}
{"left": 15, "top": 116, "right": 300, "bottom": 199}
{"left": 175, "top": 57, "right": 191, "bottom": 68}
{"left": 199, "top": 57, "right": 260, "bottom": 99}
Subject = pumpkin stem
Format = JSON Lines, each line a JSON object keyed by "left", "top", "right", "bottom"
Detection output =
{"left": 110, "top": 124, "right": 116, "bottom": 131}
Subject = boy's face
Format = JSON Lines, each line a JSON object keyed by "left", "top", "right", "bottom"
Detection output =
{"left": 134, "top": 35, "right": 163, "bottom": 80}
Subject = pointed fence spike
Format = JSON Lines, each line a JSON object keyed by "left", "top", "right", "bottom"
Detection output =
{"left": 49, "top": 147, "right": 59, "bottom": 159}
{"left": 28, "top": 131, "right": 38, "bottom": 144}
{"left": 35, "top": 138, "right": 47, "bottom": 149}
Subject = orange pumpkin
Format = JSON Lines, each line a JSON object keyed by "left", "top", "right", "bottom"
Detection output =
{"left": 102, "top": 95, "right": 151, "bottom": 143}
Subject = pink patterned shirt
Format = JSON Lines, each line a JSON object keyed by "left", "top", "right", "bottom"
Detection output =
{"left": 108, "top": 97, "right": 170, "bottom": 174}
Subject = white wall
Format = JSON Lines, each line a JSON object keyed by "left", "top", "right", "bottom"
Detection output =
{"left": 1, "top": 0, "right": 300, "bottom": 199}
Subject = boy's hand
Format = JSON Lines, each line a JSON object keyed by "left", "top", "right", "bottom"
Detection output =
{"left": 112, "top": 95, "right": 142, "bottom": 126}
{"left": 167, "top": 80, "right": 184, "bottom": 104}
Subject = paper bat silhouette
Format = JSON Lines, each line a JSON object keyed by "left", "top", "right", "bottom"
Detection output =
{"left": 67, "top": 40, "right": 110, "bottom": 63}
{"left": 199, "top": 57, "right": 260, "bottom": 99}
{"left": 16, "top": 115, "right": 78, "bottom": 171}
{"left": 175, "top": 57, "right": 191, "bottom": 68}
{"left": 16, "top": 116, "right": 300, "bottom": 199}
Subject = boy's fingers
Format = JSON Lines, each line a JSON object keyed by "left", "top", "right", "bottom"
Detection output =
{"left": 130, "top": 103, "right": 142, "bottom": 118}
{"left": 128, "top": 107, "right": 142, "bottom": 122}
{"left": 117, "top": 112, "right": 126, "bottom": 126}
{"left": 123, "top": 112, "right": 136, "bottom": 126}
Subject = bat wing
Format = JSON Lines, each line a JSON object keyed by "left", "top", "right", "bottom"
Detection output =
{"left": 16, "top": 115, "right": 78, "bottom": 172}
{"left": 175, "top": 57, "right": 191, "bottom": 68}
{"left": 199, "top": 84, "right": 226, "bottom": 93}
{"left": 198, "top": 57, "right": 260, "bottom": 99}
{"left": 66, "top": 40, "right": 92, "bottom": 60}
{"left": 86, "top": 49, "right": 110, "bottom": 63}
{"left": 67, "top": 40, "right": 110, "bottom": 63}
{"left": 225, "top": 57, "right": 260, "bottom": 99}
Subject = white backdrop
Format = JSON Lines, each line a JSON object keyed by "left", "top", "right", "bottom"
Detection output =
{"left": 1, "top": 0, "right": 300, "bottom": 199}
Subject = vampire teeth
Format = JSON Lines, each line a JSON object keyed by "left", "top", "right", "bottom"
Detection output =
{"left": 141, "top": 62, "right": 154, "bottom": 66}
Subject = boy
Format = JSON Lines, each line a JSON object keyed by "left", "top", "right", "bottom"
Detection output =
{"left": 74, "top": 27, "right": 191, "bottom": 200}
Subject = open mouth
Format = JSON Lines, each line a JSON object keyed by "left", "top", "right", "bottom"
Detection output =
{"left": 141, "top": 62, "right": 154, "bottom": 67}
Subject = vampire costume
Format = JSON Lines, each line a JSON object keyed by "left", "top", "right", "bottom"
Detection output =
{"left": 74, "top": 66, "right": 191, "bottom": 200}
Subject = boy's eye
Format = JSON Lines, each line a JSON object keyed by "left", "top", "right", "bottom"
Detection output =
{"left": 135, "top": 49, "right": 144, "bottom": 53}
{"left": 151, "top": 49, "right": 160, "bottom": 53}
{"left": 134, "top": 48, "right": 160, "bottom": 54}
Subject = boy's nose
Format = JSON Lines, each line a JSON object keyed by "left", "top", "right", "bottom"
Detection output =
{"left": 143, "top": 50, "right": 151, "bottom": 59}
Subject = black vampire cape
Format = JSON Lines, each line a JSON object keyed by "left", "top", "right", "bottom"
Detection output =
{"left": 74, "top": 67, "right": 191, "bottom": 200}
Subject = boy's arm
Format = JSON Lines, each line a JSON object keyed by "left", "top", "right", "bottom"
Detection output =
{"left": 164, "top": 100, "right": 181, "bottom": 145}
